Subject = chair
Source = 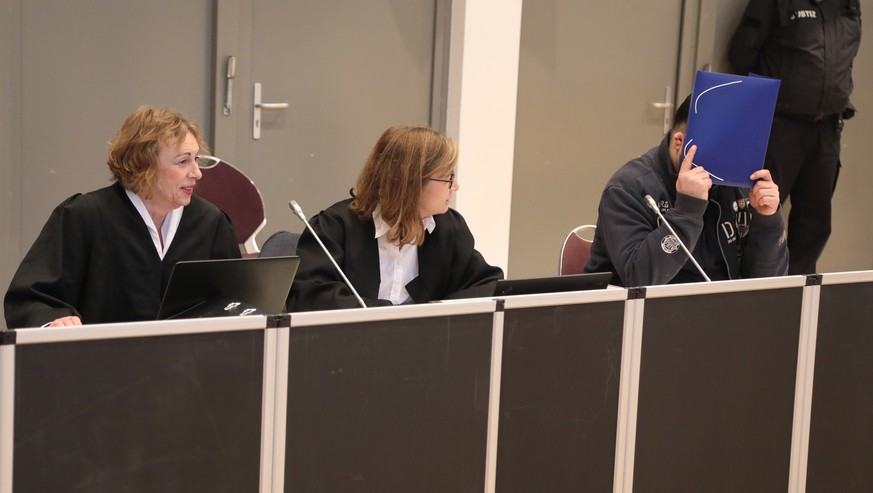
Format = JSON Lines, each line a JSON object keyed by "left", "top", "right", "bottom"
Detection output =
{"left": 195, "top": 157, "right": 266, "bottom": 256}
{"left": 259, "top": 230, "right": 301, "bottom": 258}
{"left": 559, "top": 224, "right": 596, "bottom": 275}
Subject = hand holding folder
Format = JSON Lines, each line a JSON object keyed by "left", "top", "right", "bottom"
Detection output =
{"left": 683, "top": 71, "right": 780, "bottom": 188}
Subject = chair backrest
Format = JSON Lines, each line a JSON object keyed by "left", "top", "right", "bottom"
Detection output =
{"left": 559, "top": 224, "right": 596, "bottom": 276}
{"left": 195, "top": 159, "right": 266, "bottom": 255}
{"left": 259, "top": 230, "right": 301, "bottom": 258}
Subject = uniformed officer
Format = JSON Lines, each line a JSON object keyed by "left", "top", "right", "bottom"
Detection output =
{"left": 729, "top": 0, "right": 862, "bottom": 274}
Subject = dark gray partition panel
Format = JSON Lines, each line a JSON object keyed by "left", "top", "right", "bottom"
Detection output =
{"left": 807, "top": 281, "right": 873, "bottom": 493}
{"left": 495, "top": 301, "right": 625, "bottom": 492}
{"left": 284, "top": 313, "right": 493, "bottom": 493}
{"left": 634, "top": 288, "right": 803, "bottom": 493}
{"left": 14, "top": 330, "right": 264, "bottom": 493}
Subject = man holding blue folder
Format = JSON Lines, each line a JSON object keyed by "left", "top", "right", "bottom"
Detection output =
{"left": 584, "top": 96, "right": 789, "bottom": 287}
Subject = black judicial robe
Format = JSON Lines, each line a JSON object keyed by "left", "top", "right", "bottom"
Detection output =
{"left": 4, "top": 183, "right": 240, "bottom": 329}
{"left": 288, "top": 198, "right": 504, "bottom": 312}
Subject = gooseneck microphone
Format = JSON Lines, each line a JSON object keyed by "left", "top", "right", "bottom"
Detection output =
{"left": 644, "top": 195, "right": 712, "bottom": 282}
{"left": 289, "top": 201, "right": 368, "bottom": 308}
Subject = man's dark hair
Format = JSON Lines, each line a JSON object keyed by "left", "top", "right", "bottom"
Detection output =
{"left": 671, "top": 94, "right": 692, "bottom": 133}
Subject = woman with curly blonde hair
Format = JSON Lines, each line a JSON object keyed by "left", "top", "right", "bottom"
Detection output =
{"left": 5, "top": 106, "right": 240, "bottom": 328}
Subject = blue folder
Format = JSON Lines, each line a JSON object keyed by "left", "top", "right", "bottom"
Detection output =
{"left": 683, "top": 71, "right": 780, "bottom": 188}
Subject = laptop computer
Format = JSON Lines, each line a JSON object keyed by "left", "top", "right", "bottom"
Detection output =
{"left": 157, "top": 256, "right": 300, "bottom": 320}
{"left": 493, "top": 272, "right": 612, "bottom": 297}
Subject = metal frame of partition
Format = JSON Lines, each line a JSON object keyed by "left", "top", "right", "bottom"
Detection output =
{"left": 0, "top": 339, "right": 13, "bottom": 493}
{"left": 805, "top": 271, "right": 873, "bottom": 492}
{"left": 614, "top": 287, "right": 646, "bottom": 493}
{"left": 790, "top": 275, "right": 822, "bottom": 492}
{"left": 1, "top": 272, "right": 872, "bottom": 493}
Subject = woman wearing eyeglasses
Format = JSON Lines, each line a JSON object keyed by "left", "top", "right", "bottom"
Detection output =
{"left": 288, "top": 125, "right": 503, "bottom": 311}
{"left": 4, "top": 106, "right": 240, "bottom": 328}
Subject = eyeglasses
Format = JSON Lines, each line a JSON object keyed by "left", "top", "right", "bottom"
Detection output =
{"left": 426, "top": 172, "right": 455, "bottom": 189}
{"left": 195, "top": 155, "right": 221, "bottom": 170}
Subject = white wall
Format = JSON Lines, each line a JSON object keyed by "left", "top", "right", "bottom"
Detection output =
{"left": 445, "top": 0, "right": 523, "bottom": 275}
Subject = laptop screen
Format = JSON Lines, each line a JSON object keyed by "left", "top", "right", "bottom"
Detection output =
{"left": 493, "top": 272, "right": 611, "bottom": 297}
{"left": 157, "top": 256, "right": 300, "bottom": 320}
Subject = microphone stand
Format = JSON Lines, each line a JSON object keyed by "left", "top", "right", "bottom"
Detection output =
{"left": 644, "top": 195, "right": 712, "bottom": 282}
{"left": 289, "top": 201, "right": 368, "bottom": 308}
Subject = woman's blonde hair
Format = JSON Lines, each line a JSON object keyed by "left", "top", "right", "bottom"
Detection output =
{"left": 350, "top": 126, "right": 458, "bottom": 246}
{"left": 107, "top": 106, "right": 209, "bottom": 198}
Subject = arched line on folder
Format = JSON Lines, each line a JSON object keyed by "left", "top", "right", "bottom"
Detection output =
{"left": 694, "top": 80, "right": 743, "bottom": 114}
{"left": 683, "top": 138, "right": 726, "bottom": 182}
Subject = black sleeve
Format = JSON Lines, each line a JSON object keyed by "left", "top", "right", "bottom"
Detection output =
{"left": 440, "top": 213, "right": 504, "bottom": 300}
{"left": 404, "top": 209, "right": 503, "bottom": 302}
{"left": 287, "top": 210, "right": 391, "bottom": 312}
{"left": 4, "top": 195, "right": 93, "bottom": 329}
{"left": 597, "top": 187, "right": 707, "bottom": 287}
{"left": 212, "top": 210, "right": 243, "bottom": 259}
{"left": 728, "top": 0, "right": 776, "bottom": 74}
{"left": 739, "top": 207, "right": 789, "bottom": 278}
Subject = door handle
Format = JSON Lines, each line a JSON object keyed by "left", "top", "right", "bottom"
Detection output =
{"left": 256, "top": 102, "right": 290, "bottom": 110}
{"left": 651, "top": 86, "right": 673, "bottom": 134}
{"left": 253, "top": 82, "right": 289, "bottom": 140}
{"left": 223, "top": 56, "right": 236, "bottom": 116}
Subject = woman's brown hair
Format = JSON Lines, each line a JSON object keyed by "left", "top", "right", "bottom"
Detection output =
{"left": 350, "top": 126, "right": 457, "bottom": 246}
{"left": 106, "top": 106, "right": 209, "bottom": 198}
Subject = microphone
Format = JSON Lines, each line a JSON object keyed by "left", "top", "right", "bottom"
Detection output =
{"left": 288, "top": 200, "right": 368, "bottom": 309}
{"left": 644, "top": 195, "right": 711, "bottom": 282}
